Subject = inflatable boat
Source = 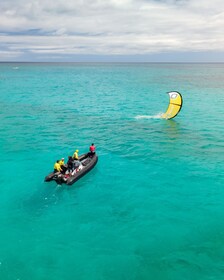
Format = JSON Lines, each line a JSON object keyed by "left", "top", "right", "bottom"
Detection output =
{"left": 45, "top": 153, "right": 98, "bottom": 185}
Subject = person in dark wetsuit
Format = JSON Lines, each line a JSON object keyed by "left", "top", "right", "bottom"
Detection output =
{"left": 67, "top": 156, "right": 74, "bottom": 173}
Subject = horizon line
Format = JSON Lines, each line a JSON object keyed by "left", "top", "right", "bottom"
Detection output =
{"left": 1, "top": 61, "right": 224, "bottom": 64}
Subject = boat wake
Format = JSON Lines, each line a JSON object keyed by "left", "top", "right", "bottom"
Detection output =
{"left": 135, "top": 113, "right": 163, "bottom": 120}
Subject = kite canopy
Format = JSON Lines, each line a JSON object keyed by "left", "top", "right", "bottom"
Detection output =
{"left": 162, "top": 91, "right": 183, "bottom": 120}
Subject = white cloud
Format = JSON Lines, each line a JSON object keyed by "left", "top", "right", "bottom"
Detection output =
{"left": 1, "top": 0, "right": 224, "bottom": 61}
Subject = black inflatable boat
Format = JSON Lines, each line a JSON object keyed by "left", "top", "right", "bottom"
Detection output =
{"left": 45, "top": 153, "right": 98, "bottom": 185}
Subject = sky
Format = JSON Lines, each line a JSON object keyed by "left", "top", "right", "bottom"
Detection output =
{"left": 1, "top": 0, "right": 224, "bottom": 62}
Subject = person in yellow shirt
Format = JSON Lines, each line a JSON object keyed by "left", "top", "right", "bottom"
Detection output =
{"left": 58, "top": 158, "right": 64, "bottom": 166}
{"left": 73, "top": 150, "right": 79, "bottom": 160}
{"left": 54, "top": 160, "right": 62, "bottom": 173}
{"left": 59, "top": 157, "right": 66, "bottom": 173}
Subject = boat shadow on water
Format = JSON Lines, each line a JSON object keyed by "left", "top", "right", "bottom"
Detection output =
{"left": 21, "top": 183, "right": 66, "bottom": 217}
{"left": 22, "top": 155, "right": 98, "bottom": 217}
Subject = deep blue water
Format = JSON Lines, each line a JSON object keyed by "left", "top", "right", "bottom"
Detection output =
{"left": 0, "top": 63, "right": 224, "bottom": 280}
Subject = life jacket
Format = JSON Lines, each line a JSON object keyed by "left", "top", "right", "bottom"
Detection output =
{"left": 73, "top": 152, "right": 78, "bottom": 159}
{"left": 90, "top": 145, "right": 95, "bottom": 152}
{"left": 54, "top": 162, "right": 61, "bottom": 172}
{"left": 59, "top": 160, "right": 64, "bottom": 166}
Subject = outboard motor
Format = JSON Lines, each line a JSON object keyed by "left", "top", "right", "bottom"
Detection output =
{"left": 56, "top": 175, "right": 64, "bottom": 185}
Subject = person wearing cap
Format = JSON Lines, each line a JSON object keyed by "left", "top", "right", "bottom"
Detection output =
{"left": 73, "top": 150, "right": 79, "bottom": 160}
{"left": 54, "top": 160, "right": 62, "bottom": 173}
{"left": 59, "top": 158, "right": 66, "bottom": 173}
{"left": 59, "top": 158, "right": 65, "bottom": 166}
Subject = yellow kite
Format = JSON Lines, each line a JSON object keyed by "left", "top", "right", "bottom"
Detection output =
{"left": 162, "top": 91, "right": 183, "bottom": 120}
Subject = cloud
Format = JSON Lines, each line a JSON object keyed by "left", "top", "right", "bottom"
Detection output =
{"left": 1, "top": 0, "right": 224, "bottom": 61}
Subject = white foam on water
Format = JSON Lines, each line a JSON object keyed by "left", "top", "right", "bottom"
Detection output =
{"left": 135, "top": 113, "right": 163, "bottom": 119}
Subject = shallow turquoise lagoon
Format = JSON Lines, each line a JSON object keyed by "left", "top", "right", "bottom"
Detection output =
{"left": 0, "top": 63, "right": 224, "bottom": 279}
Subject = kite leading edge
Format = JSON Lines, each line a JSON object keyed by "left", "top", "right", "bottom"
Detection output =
{"left": 161, "top": 91, "right": 183, "bottom": 120}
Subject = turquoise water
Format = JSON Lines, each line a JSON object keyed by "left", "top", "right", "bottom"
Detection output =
{"left": 0, "top": 63, "right": 224, "bottom": 280}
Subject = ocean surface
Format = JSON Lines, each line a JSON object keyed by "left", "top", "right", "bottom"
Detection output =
{"left": 0, "top": 62, "right": 224, "bottom": 280}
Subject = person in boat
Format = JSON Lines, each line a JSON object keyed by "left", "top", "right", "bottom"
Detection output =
{"left": 89, "top": 143, "right": 96, "bottom": 156}
{"left": 54, "top": 160, "right": 62, "bottom": 173}
{"left": 59, "top": 157, "right": 67, "bottom": 173}
{"left": 73, "top": 149, "right": 79, "bottom": 160}
{"left": 67, "top": 156, "right": 74, "bottom": 173}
